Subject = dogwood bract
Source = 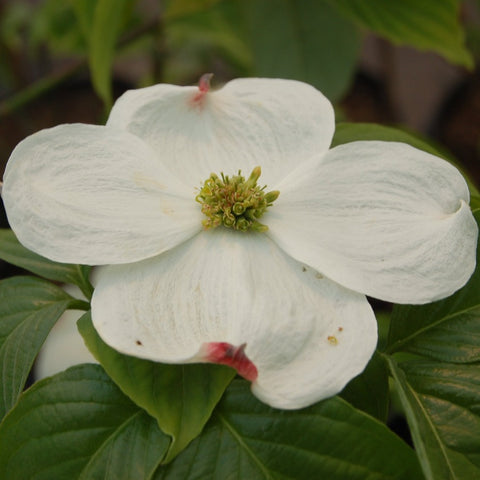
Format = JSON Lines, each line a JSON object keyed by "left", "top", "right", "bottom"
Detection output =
{"left": 2, "top": 77, "right": 477, "bottom": 409}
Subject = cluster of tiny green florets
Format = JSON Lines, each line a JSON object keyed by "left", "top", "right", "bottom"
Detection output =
{"left": 196, "top": 166, "right": 279, "bottom": 232}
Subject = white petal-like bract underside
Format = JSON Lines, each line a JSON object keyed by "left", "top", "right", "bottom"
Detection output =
{"left": 92, "top": 229, "right": 377, "bottom": 409}
{"left": 107, "top": 78, "right": 334, "bottom": 188}
{"left": 3, "top": 124, "right": 201, "bottom": 265}
{"left": 268, "top": 141, "right": 478, "bottom": 304}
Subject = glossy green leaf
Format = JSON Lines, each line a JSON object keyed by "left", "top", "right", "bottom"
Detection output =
{"left": 0, "top": 364, "right": 170, "bottom": 480}
{"left": 154, "top": 379, "right": 422, "bottom": 479}
{"left": 241, "top": 0, "right": 359, "bottom": 101}
{"left": 387, "top": 357, "right": 480, "bottom": 480}
{"left": 0, "top": 229, "right": 93, "bottom": 298}
{"left": 384, "top": 207, "right": 480, "bottom": 479}
{"left": 340, "top": 351, "right": 389, "bottom": 422}
{"left": 0, "top": 276, "right": 88, "bottom": 420}
{"left": 78, "top": 312, "right": 235, "bottom": 463}
{"left": 387, "top": 209, "right": 480, "bottom": 362}
{"left": 403, "top": 361, "right": 480, "bottom": 468}
{"left": 332, "top": 122, "right": 479, "bottom": 196}
{"left": 330, "top": 0, "right": 473, "bottom": 68}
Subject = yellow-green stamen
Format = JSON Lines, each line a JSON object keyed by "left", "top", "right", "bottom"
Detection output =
{"left": 196, "top": 166, "right": 279, "bottom": 232}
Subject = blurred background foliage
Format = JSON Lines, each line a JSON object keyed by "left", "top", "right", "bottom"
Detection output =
{"left": 0, "top": 1, "right": 475, "bottom": 100}
{"left": 0, "top": 0, "right": 479, "bottom": 178}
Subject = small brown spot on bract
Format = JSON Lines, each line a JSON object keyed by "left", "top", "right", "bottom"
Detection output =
{"left": 136, "top": 340, "right": 143, "bottom": 346}
{"left": 162, "top": 206, "right": 175, "bottom": 215}
{"left": 134, "top": 172, "right": 166, "bottom": 190}
{"left": 302, "top": 266, "right": 307, "bottom": 272}
{"left": 338, "top": 327, "right": 343, "bottom": 332}
{"left": 315, "top": 272, "right": 323, "bottom": 279}
{"left": 327, "top": 335, "right": 338, "bottom": 346}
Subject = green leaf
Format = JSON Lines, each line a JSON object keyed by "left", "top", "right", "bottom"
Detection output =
{"left": 154, "top": 379, "right": 422, "bottom": 479}
{"left": 387, "top": 210, "right": 480, "bottom": 362}
{"left": 164, "top": 1, "right": 252, "bottom": 80}
{"left": 71, "top": 0, "right": 97, "bottom": 41}
{"left": 241, "top": 0, "right": 360, "bottom": 101}
{"left": 384, "top": 210, "right": 480, "bottom": 479}
{"left": 330, "top": 0, "right": 473, "bottom": 68}
{"left": 403, "top": 362, "right": 480, "bottom": 468}
{"left": 340, "top": 351, "right": 389, "bottom": 422}
{"left": 0, "top": 364, "right": 170, "bottom": 480}
{"left": 387, "top": 357, "right": 480, "bottom": 480}
{"left": 332, "top": 122, "right": 451, "bottom": 159}
{"left": 164, "top": 0, "right": 223, "bottom": 19}
{"left": 91, "top": 0, "right": 135, "bottom": 109}
{"left": 74, "top": 0, "right": 135, "bottom": 109}
{"left": 471, "top": 195, "right": 480, "bottom": 212}
{"left": 0, "top": 229, "right": 93, "bottom": 298}
{"left": 78, "top": 312, "right": 235, "bottom": 463}
{"left": 0, "top": 276, "right": 88, "bottom": 420}
{"left": 332, "top": 122, "right": 479, "bottom": 196}
{"left": 33, "top": 0, "right": 92, "bottom": 54}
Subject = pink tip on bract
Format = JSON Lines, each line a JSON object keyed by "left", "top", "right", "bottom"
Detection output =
{"left": 190, "top": 73, "right": 214, "bottom": 106}
{"left": 198, "top": 73, "right": 213, "bottom": 92}
{"left": 203, "top": 341, "right": 258, "bottom": 381}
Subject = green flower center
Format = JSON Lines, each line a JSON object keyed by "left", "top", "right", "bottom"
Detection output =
{"left": 196, "top": 166, "right": 280, "bottom": 232}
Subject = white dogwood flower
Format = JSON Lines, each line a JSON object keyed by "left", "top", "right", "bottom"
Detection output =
{"left": 2, "top": 76, "right": 477, "bottom": 409}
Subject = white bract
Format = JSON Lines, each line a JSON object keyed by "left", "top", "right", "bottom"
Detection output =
{"left": 2, "top": 77, "right": 478, "bottom": 409}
